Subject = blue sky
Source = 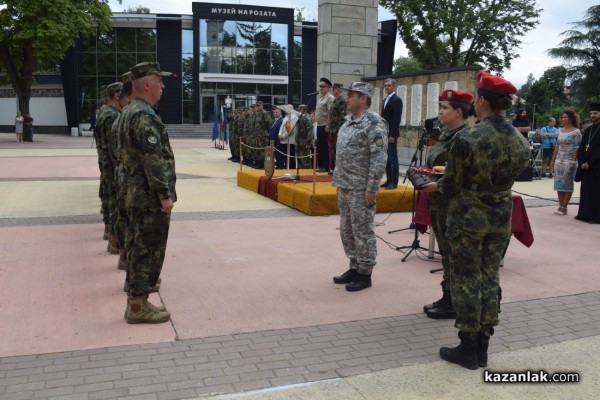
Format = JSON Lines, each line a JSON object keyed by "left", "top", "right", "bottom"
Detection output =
{"left": 108, "top": 0, "right": 596, "bottom": 87}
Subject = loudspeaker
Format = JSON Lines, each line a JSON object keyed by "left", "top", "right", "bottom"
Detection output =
{"left": 516, "top": 166, "right": 533, "bottom": 182}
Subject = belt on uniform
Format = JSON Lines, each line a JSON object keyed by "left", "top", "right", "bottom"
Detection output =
{"left": 464, "top": 183, "right": 512, "bottom": 192}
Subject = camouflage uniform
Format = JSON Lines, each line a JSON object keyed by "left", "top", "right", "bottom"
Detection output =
{"left": 253, "top": 109, "right": 272, "bottom": 165}
{"left": 426, "top": 123, "right": 467, "bottom": 286}
{"left": 296, "top": 111, "right": 314, "bottom": 169}
{"left": 95, "top": 103, "right": 109, "bottom": 227}
{"left": 245, "top": 110, "right": 257, "bottom": 163}
{"left": 332, "top": 108, "right": 388, "bottom": 275}
{"left": 438, "top": 116, "right": 530, "bottom": 339}
{"left": 121, "top": 95, "right": 176, "bottom": 297}
{"left": 95, "top": 84, "right": 122, "bottom": 238}
{"left": 329, "top": 94, "right": 347, "bottom": 169}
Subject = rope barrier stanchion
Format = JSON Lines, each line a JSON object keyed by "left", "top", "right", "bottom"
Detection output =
{"left": 312, "top": 144, "right": 317, "bottom": 195}
{"left": 239, "top": 137, "right": 244, "bottom": 170}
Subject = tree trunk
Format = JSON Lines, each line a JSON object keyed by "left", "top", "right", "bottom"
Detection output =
{"left": 0, "top": 41, "right": 33, "bottom": 116}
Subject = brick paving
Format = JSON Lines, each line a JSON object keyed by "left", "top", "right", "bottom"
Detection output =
{"left": 1, "top": 291, "right": 599, "bottom": 400}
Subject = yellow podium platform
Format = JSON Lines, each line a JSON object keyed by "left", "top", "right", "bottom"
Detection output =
{"left": 237, "top": 168, "right": 415, "bottom": 216}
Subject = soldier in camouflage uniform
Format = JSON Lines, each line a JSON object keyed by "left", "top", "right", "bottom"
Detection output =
{"left": 252, "top": 101, "right": 272, "bottom": 169}
{"left": 109, "top": 73, "right": 134, "bottom": 272}
{"left": 296, "top": 105, "right": 315, "bottom": 169}
{"left": 121, "top": 62, "right": 176, "bottom": 324}
{"left": 228, "top": 108, "right": 241, "bottom": 162}
{"left": 331, "top": 82, "right": 388, "bottom": 292}
{"left": 329, "top": 83, "right": 347, "bottom": 172}
{"left": 422, "top": 89, "right": 473, "bottom": 320}
{"left": 95, "top": 82, "right": 123, "bottom": 253}
{"left": 244, "top": 104, "right": 257, "bottom": 165}
{"left": 422, "top": 72, "right": 530, "bottom": 369}
{"left": 95, "top": 86, "right": 110, "bottom": 240}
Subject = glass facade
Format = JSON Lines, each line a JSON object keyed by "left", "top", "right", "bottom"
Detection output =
{"left": 182, "top": 29, "right": 194, "bottom": 124}
{"left": 198, "top": 19, "right": 288, "bottom": 76}
{"left": 78, "top": 28, "right": 156, "bottom": 123}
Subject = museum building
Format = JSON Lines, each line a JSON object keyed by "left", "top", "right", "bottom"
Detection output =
{"left": 0, "top": 2, "right": 397, "bottom": 134}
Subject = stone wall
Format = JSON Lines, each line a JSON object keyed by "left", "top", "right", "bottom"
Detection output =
{"left": 365, "top": 65, "right": 482, "bottom": 164}
{"left": 317, "top": 0, "right": 379, "bottom": 88}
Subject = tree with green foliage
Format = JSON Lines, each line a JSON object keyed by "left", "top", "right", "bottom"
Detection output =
{"left": 393, "top": 56, "right": 423, "bottom": 74}
{"left": 0, "top": 0, "right": 116, "bottom": 115}
{"left": 517, "top": 66, "right": 570, "bottom": 128}
{"left": 123, "top": 6, "right": 150, "bottom": 14}
{"left": 379, "top": 0, "right": 541, "bottom": 73}
{"left": 547, "top": 5, "right": 600, "bottom": 104}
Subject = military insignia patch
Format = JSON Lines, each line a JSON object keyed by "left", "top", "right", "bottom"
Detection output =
{"left": 375, "top": 138, "right": 384, "bottom": 147}
{"left": 144, "top": 129, "right": 159, "bottom": 152}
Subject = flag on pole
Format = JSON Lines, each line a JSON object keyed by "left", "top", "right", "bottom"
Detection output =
{"left": 222, "top": 107, "right": 228, "bottom": 145}
{"left": 212, "top": 105, "right": 219, "bottom": 142}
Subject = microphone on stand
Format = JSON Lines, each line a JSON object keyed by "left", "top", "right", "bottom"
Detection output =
{"left": 306, "top": 91, "right": 319, "bottom": 96}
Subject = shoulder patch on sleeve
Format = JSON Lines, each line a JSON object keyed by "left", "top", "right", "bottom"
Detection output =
{"left": 144, "top": 129, "right": 160, "bottom": 152}
{"left": 375, "top": 137, "right": 384, "bottom": 147}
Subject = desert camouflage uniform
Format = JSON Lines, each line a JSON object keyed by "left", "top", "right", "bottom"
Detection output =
{"left": 329, "top": 95, "right": 347, "bottom": 169}
{"left": 332, "top": 110, "right": 388, "bottom": 275}
{"left": 121, "top": 96, "right": 177, "bottom": 297}
{"left": 426, "top": 123, "right": 468, "bottom": 286}
{"left": 438, "top": 116, "right": 530, "bottom": 339}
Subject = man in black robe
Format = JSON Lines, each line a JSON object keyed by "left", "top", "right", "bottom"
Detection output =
{"left": 575, "top": 102, "right": 600, "bottom": 224}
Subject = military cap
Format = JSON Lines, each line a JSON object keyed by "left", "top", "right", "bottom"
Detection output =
{"left": 320, "top": 77, "right": 332, "bottom": 87}
{"left": 332, "top": 83, "right": 343, "bottom": 89}
{"left": 106, "top": 82, "right": 122, "bottom": 96}
{"left": 476, "top": 71, "right": 517, "bottom": 96}
{"left": 130, "top": 62, "right": 172, "bottom": 81}
{"left": 256, "top": 101, "right": 263, "bottom": 105}
{"left": 345, "top": 82, "right": 375, "bottom": 98}
{"left": 100, "top": 85, "right": 108, "bottom": 98}
{"left": 439, "top": 89, "right": 473, "bottom": 105}
{"left": 590, "top": 103, "right": 600, "bottom": 112}
{"left": 297, "top": 104, "right": 308, "bottom": 110}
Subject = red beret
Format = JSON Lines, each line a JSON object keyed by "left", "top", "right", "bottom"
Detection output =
{"left": 476, "top": 71, "right": 517, "bottom": 96}
{"left": 439, "top": 89, "right": 473, "bottom": 105}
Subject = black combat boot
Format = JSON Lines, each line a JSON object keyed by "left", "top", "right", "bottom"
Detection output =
{"left": 439, "top": 332, "right": 479, "bottom": 370}
{"left": 345, "top": 273, "right": 372, "bottom": 292}
{"left": 423, "top": 282, "right": 450, "bottom": 313}
{"left": 477, "top": 332, "right": 490, "bottom": 367}
{"left": 425, "top": 297, "right": 456, "bottom": 319}
{"left": 333, "top": 269, "right": 357, "bottom": 284}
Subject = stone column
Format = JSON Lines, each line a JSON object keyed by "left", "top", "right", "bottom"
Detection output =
{"left": 317, "top": 0, "right": 379, "bottom": 87}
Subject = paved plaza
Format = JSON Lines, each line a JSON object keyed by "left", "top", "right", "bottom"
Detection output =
{"left": 0, "top": 133, "right": 598, "bottom": 400}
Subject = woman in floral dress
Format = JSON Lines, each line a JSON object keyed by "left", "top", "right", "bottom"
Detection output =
{"left": 550, "top": 109, "right": 582, "bottom": 215}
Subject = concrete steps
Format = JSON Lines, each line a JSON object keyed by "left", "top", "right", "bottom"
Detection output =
{"left": 165, "top": 124, "right": 213, "bottom": 138}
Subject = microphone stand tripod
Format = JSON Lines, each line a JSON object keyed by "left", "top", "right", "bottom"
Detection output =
{"left": 394, "top": 132, "right": 430, "bottom": 262}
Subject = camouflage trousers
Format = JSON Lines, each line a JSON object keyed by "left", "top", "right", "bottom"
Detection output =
{"left": 126, "top": 206, "right": 171, "bottom": 297}
{"left": 100, "top": 170, "right": 113, "bottom": 229}
{"left": 230, "top": 132, "right": 240, "bottom": 158}
{"left": 113, "top": 175, "right": 128, "bottom": 249}
{"left": 337, "top": 188, "right": 377, "bottom": 275}
{"left": 297, "top": 143, "right": 313, "bottom": 169}
{"left": 447, "top": 229, "right": 511, "bottom": 339}
{"left": 430, "top": 208, "right": 451, "bottom": 285}
{"left": 330, "top": 131, "right": 338, "bottom": 170}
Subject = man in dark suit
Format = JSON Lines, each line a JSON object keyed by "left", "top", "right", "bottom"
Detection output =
{"left": 270, "top": 106, "right": 285, "bottom": 169}
{"left": 380, "top": 78, "right": 403, "bottom": 190}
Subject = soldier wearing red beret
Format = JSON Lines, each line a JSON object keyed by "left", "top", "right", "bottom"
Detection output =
{"left": 421, "top": 71, "right": 530, "bottom": 369}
